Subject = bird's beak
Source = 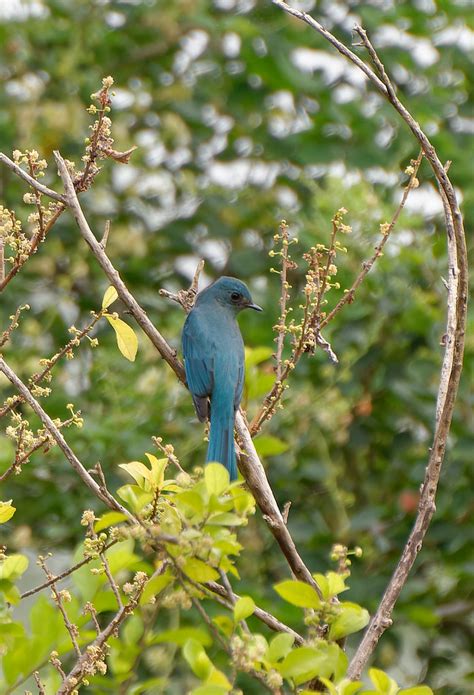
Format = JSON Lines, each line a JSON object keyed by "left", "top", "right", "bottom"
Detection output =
{"left": 247, "top": 302, "right": 263, "bottom": 312}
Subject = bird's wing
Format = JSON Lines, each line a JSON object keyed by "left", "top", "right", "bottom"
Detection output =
{"left": 234, "top": 363, "right": 244, "bottom": 411}
{"left": 182, "top": 311, "right": 214, "bottom": 422}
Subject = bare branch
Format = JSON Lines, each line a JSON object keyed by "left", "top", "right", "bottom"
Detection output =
{"left": 20, "top": 540, "right": 118, "bottom": 600}
{"left": 159, "top": 258, "right": 205, "bottom": 313}
{"left": 272, "top": 2, "right": 468, "bottom": 677}
{"left": 54, "top": 150, "right": 184, "bottom": 381}
{"left": 0, "top": 152, "right": 65, "bottom": 203}
{"left": 206, "top": 581, "right": 304, "bottom": 645}
{"left": 33, "top": 671, "right": 46, "bottom": 695}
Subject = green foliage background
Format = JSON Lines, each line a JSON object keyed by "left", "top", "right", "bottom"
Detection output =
{"left": 0, "top": 0, "right": 472, "bottom": 693}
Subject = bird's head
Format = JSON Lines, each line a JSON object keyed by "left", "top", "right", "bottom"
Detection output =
{"left": 199, "top": 276, "right": 262, "bottom": 314}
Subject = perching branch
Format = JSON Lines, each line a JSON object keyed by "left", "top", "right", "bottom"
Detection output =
{"left": 53, "top": 149, "right": 322, "bottom": 596}
{"left": 273, "top": 1, "right": 468, "bottom": 677}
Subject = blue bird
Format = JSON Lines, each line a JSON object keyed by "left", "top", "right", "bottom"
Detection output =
{"left": 182, "top": 277, "right": 262, "bottom": 480}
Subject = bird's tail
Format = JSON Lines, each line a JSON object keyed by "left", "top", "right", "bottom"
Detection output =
{"left": 206, "top": 406, "right": 237, "bottom": 481}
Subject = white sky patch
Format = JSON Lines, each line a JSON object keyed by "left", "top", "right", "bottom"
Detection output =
{"left": 198, "top": 239, "right": 229, "bottom": 270}
{"left": 291, "top": 48, "right": 367, "bottom": 87}
{"left": 208, "top": 159, "right": 280, "bottom": 189}
{"left": 0, "top": 0, "right": 48, "bottom": 21}
{"left": 434, "top": 23, "right": 474, "bottom": 52}
{"left": 402, "top": 185, "right": 445, "bottom": 217}
{"left": 374, "top": 25, "right": 439, "bottom": 67}
{"left": 111, "top": 88, "right": 135, "bottom": 110}
{"left": 222, "top": 32, "right": 241, "bottom": 58}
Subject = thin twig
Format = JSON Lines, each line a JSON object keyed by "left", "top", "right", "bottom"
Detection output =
{"left": 88, "top": 517, "right": 123, "bottom": 610}
{"left": 38, "top": 557, "right": 81, "bottom": 658}
{"left": 0, "top": 152, "right": 65, "bottom": 203}
{"left": 33, "top": 671, "right": 46, "bottom": 695}
{"left": 159, "top": 258, "right": 205, "bottom": 313}
{"left": 320, "top": 151, "right": 423, "bottom": 329}
{"left": 0, "top": 205, "right": 64, "bottom": 292}
{"left": 0, "top": 310, "right": 104, "bottom": 419}
{"left": 20, "top": 541, "right": 118, "bottom": 599}
{"left": 205, "top": 581, "right": 304, "bottom": 645}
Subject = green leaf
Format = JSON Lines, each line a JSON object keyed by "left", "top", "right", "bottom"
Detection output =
{"left": 204, "top": 463, "right": 230, "bottom": 495}
{"left": 245, "top": 346, "right": 273, "bottom": 366}
{"left": 274, "top": 580, "right": 321, "bottom": 608}
{"left": 0, "top": 500, "right": 15, "bottom": 524}
{"left": 116, "top": 484, "right": 153, "bottom": 512}
{"left": 279, "top": 646, "right": 327, "bottom": 685}
{"left": 368, "top": 668, "right": 399, "bottom": 695}
{"left": 399, "top": 688, "right": 434, "bottom": 695}
{"left": 139, "top": 570, "right": 173, "bottom": 605}
{"left": 102, "top": 285, "right": 118, "bottom": 308}
{"left": 94, "top": 511, "right": 127, "bottom": 532}
{"left": 329, "top": 603, "right": 370, "bottom": 640}
{"left": 183, "top": 558, "right": 219, "bottom": 582}
{"left": 0, "top": 581, "right": 21, "bottom": 604}
{"left": 191, "top": 686, "right": 229, "bottom": 695}
{"left": 213, "top": 615, "right": 234, "bottom": 638}
{"left": 233, "top": 596, "right": 255, "bottom": 622}
{"left": 105, "top": 314, "right": 138, "bottom": 361}
{"left": 0, "top": 554, "right": 29, "bottom": 581}
{"left": 183, "top": 639, "right": 213, "bottom": 679}
{"left": 267, "top": 632, "right": 295, "bottom": 663}
{"left": 144, "top": 453, "right": 167, "bottom": 487}
{"left": 254, "top": 435, "right": 289, "bottom": 458}
{"left": 119, "top": 461, "right": 152, "bottom": 488}
{"left": 151, "top": 626, "right": 211, "bottom": 647}
{"left": 326, "top": 571, "right": 349, "bottom": 597}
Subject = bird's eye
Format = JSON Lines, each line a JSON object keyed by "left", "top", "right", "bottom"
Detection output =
{"left": 230, "top": 291, "right": 241, "bottom": 301}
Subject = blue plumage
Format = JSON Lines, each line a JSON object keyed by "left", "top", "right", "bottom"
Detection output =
{"left": 182, "top": 277, "right": 262, "bottom": 480}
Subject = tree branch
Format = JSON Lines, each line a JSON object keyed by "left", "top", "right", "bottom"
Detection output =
{"left": 53, "top": 149, "right": 322, "bottom": 596}
{"left": 272, "top": 1, "right": 468, "bottom": 677}
{"left": 0, "top": 152, "right": 65, "bottom": 203}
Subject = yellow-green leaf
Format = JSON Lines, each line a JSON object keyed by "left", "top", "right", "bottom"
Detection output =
{"left": 102, "top": 285, "right": 118, "bottom": 308}
{"left": 0, "top": 500, "right": 16, "bottom": 524}
{"left": 183, "top": 639, "right": 213, "bottom": 679}
{"left": 145, "top": 453, "right": 167, "bottom": 487}
{"left": 329, "top": 603, "right": 370, "bottom": 640}
{"left": 139, "top": 570, "right": 173, "bottom": 605}
{"left": 204, "top": 463, "right": 229, "bottom": 496}
{"left": 274, "top": 579, "right": 321, "bottom": 608}
{"left": 0, "top": 554, "right": 29, "bottom": 581}
{"left": 233, "top": 596, "right": 255, "bottom": 623}
{"left": 94, "top": 511, "right": 128, "bottom": 532}
{"left": 183, "top": 558, "right": 219, "bottom": 582}
{"left": 119, "top": 461, "right": 152, "bottom": 488}
{"left": 106, "top": 315, "right": 138, "bottom": 361}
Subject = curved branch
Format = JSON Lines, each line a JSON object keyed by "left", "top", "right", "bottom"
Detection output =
{"left": 273, "top": 1, "right": 468, "bottom": 678}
